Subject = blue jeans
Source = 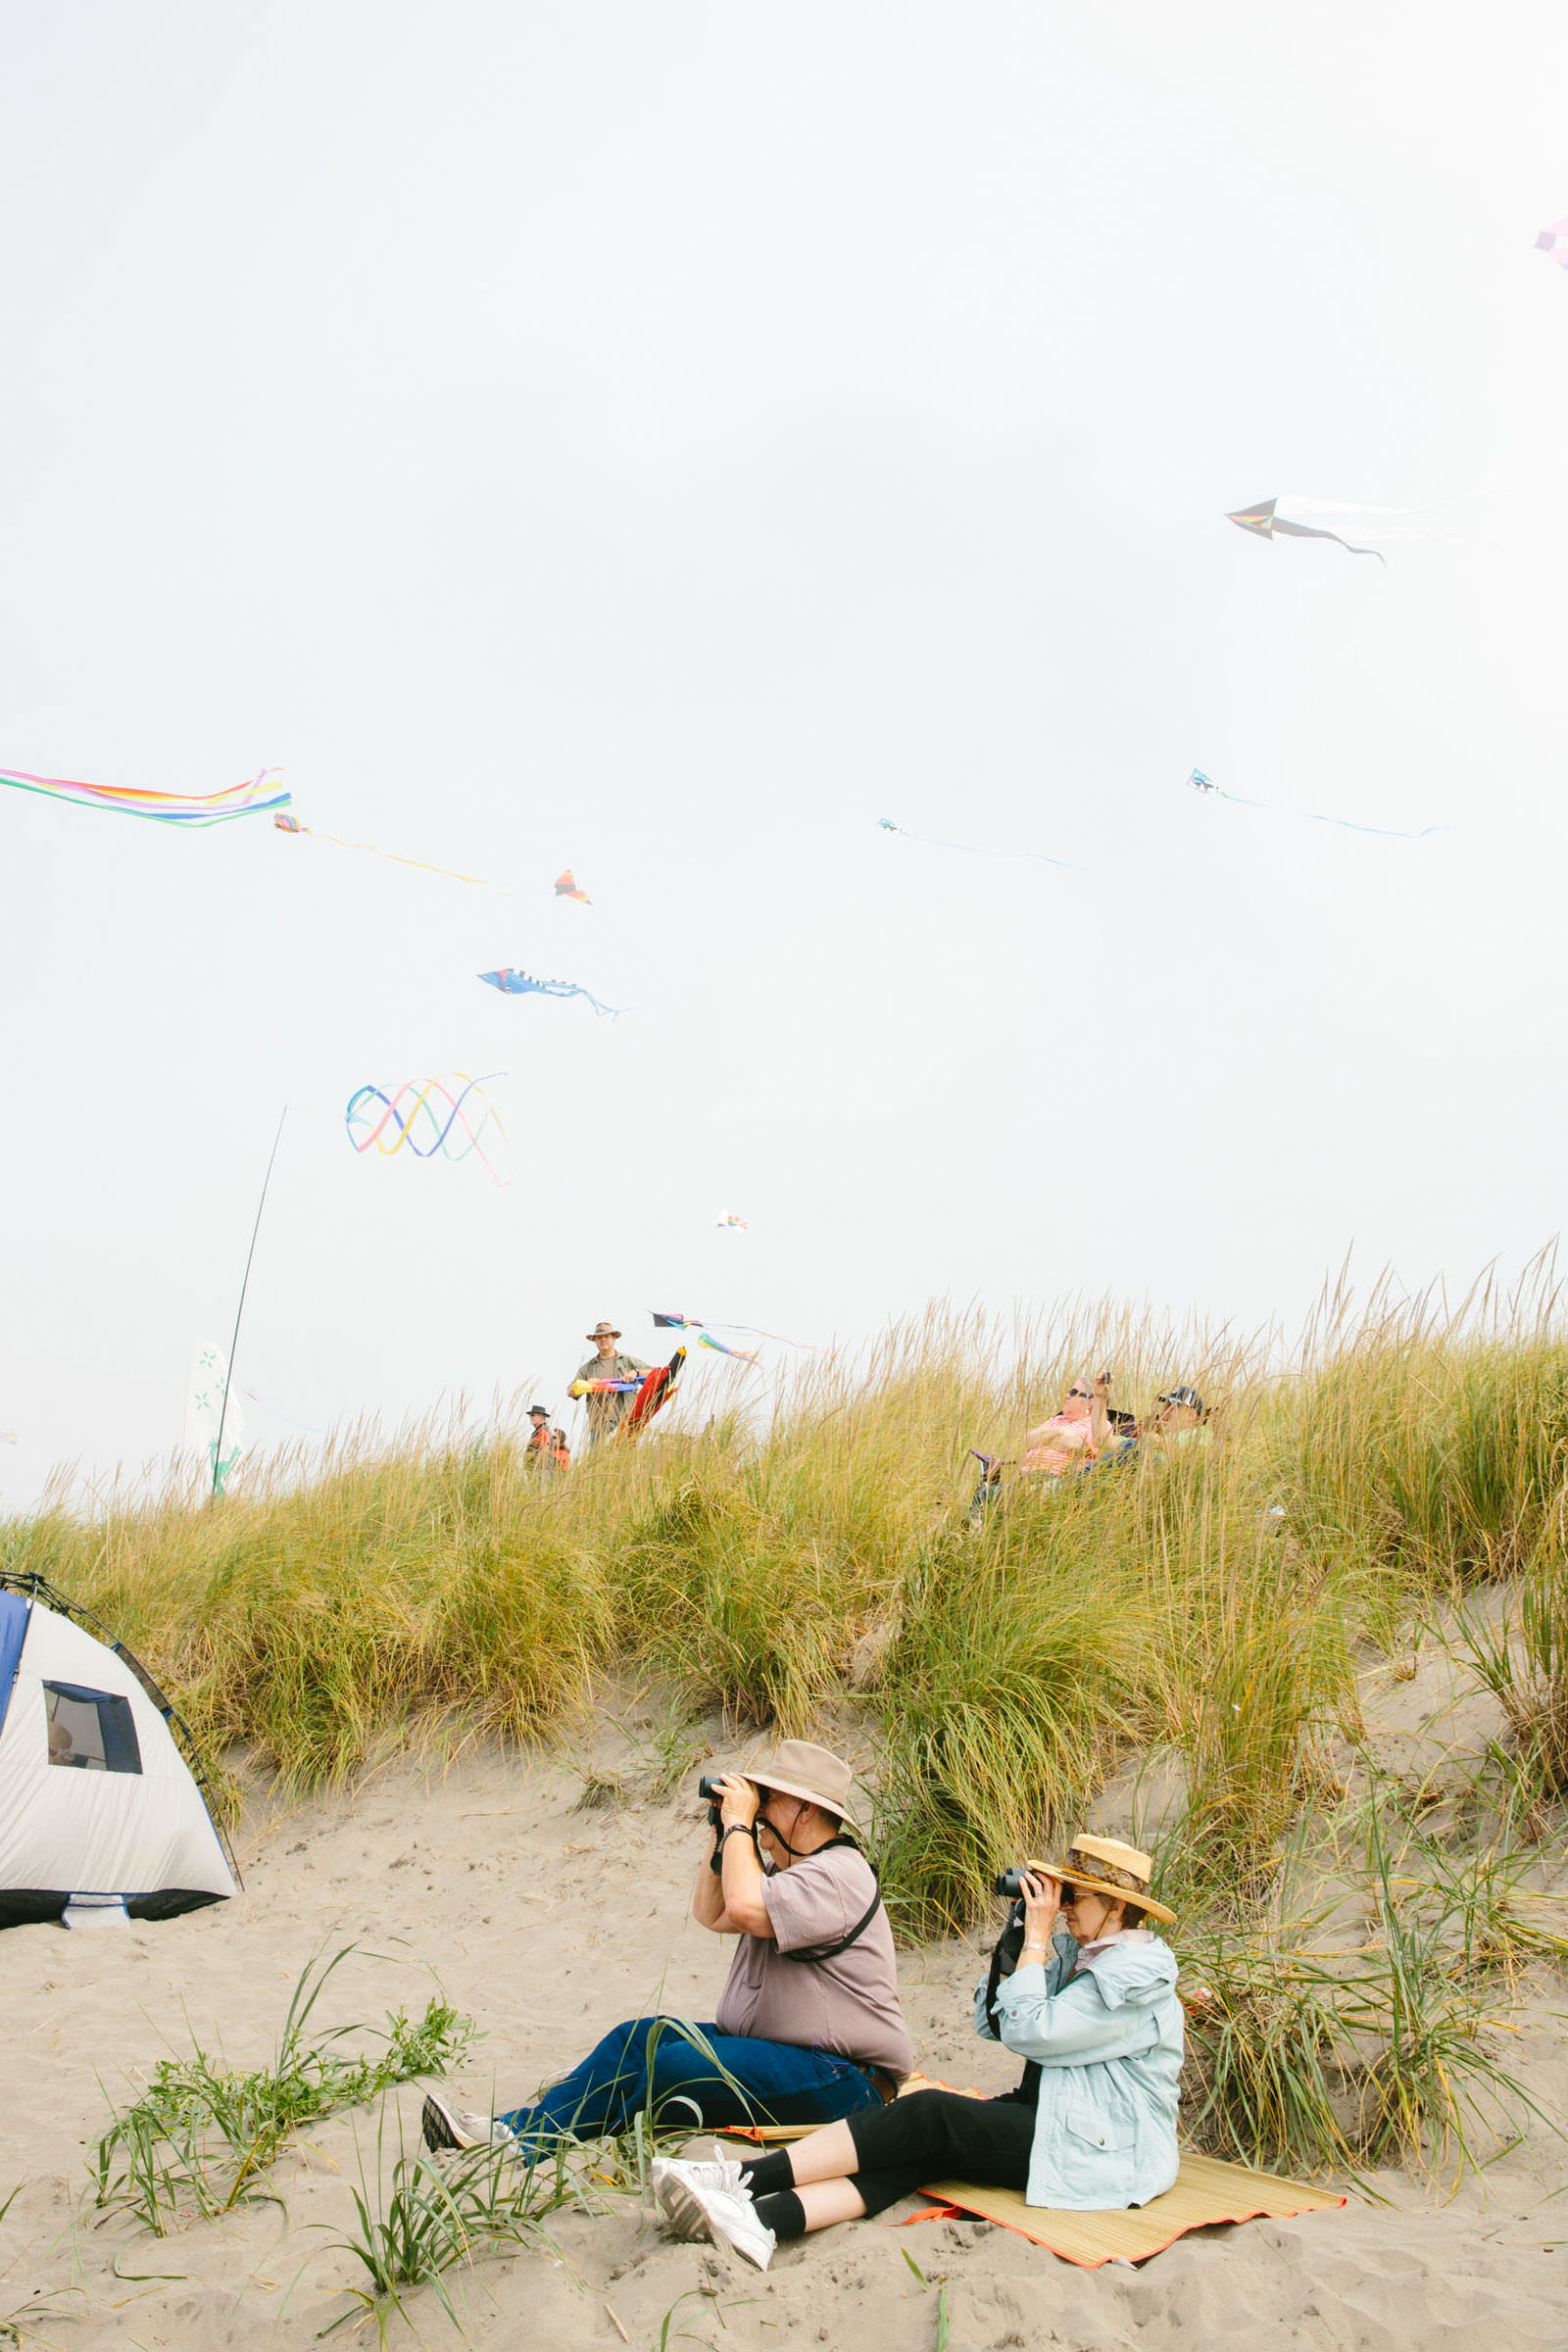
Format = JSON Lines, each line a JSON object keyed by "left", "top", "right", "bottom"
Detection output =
{"left": 495, "top": 2014, "right": 882, "bottom": 2148}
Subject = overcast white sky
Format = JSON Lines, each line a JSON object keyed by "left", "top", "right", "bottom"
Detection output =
{"left": 3, "top": 2, "right": 1567, "bottom": 1507}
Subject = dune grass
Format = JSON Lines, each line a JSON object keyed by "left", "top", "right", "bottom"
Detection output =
{"left": 7, "top": 1279, "right": 1568, "bottom": 1969}
{"left": 90, "top": 1947, "right": 473, "bottom": 2235}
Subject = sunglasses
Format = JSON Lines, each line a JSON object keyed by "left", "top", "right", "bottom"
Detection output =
{"left": 1066, "top": 1388, "right": 1091, "bottom": 1400}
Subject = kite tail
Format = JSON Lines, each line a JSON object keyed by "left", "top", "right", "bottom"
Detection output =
{"left": 1215, "top": 788, "right": 1446, "bottom": 840}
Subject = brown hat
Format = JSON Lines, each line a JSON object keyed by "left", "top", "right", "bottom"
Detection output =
{"left": 1043, "top": 1834, "right": 1175, "bottom": 1925}
{"left": 739, "top": 1740, "right": 859, "bottom": 1831}
{"left": 585, "top": 1320, "right": 621, "bottom": 1340}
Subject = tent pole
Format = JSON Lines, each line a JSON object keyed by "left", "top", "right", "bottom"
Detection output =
{"left": 211, "top": 1106, "right": 287, "bottom": 1499}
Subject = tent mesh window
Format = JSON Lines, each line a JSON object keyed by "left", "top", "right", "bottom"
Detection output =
{"left": 44, "top": 1682, "right": 142, "bottom": 1775}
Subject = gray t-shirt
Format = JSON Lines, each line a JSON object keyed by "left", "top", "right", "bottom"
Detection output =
{"left": 713, "top": 1843, "right": 912, "bottom": 2077}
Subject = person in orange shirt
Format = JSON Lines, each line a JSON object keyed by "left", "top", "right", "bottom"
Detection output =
{"left": 525, "top": 1405, "right": 571, "bottom": 1473}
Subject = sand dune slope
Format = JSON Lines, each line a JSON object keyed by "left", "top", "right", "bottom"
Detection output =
{"left": 2, "top": 1748, "right": 1566, "bottom": 2350}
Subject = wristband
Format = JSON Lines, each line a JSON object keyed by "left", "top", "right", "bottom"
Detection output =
{"left": 719, "top": 1824, "right": 755, "bottom": 1846}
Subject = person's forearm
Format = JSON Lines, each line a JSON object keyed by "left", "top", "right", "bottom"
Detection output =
{"left": 692, "top": 1851, "right": 730, "bottom": 1929}
{"left": 720, "top": 1829, "right": 772, "bottom": 1936}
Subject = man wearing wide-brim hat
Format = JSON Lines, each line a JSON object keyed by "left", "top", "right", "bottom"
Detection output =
{"left": 572, "top": 1320, "right": 649, "bottom": 1443}
{"left": 420, "top": 1740, "right": 911, "bottom": 2161}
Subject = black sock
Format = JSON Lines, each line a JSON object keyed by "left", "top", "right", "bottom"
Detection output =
{"left": 739, "top": 2149, "right": 795, "bottom": 2197}
{"left": 753, "top": 2188, "right": 807, "bottom": 2241}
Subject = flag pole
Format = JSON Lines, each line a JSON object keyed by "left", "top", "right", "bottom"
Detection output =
{"left": 211, "top": 1106, "right": 287, "bottom": 1498}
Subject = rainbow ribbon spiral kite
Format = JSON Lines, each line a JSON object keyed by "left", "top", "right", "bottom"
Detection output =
{"left": 344, "top": 1072, "right": 510, "bottom": 1185}
{"left": 2, "top": 764, "right": 289, "bottom": 826}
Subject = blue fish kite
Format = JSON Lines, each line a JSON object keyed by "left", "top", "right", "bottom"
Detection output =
{"left": 478, "top": 967, "right": 624, "bottom": 1017}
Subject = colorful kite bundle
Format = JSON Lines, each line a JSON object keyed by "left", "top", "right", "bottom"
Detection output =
{"left": 3, "top": 764, "right": 289, "bottom": 826}
{"left": 555, "top": 870, "right": 591, "bottom": 903}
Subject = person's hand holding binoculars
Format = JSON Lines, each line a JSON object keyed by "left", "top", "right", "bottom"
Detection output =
{"left": 1018, "top": 1869, "right": 1064, "bottom": 1949}
{"left": 707, "top": 1772, "right": 760, "bottom": 1832}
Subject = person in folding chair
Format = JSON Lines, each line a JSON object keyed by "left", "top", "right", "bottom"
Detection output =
{"left": 651, "top": 1836, "right": 1182, "bottom": 2270}
{"left": 420, "top": 1741, "right": 911, "bottom": 2160}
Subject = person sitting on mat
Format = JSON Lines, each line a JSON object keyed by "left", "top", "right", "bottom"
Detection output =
{"left": 421, "top": 1740, "right": 911, "bottom": 2159}
{"left": 649, "top": 1835, "right": 1181, "bottom": 2270}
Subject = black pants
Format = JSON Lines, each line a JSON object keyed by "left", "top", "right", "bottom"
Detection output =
{"left": 841, "top": 2087, "right": 1034, "bottom": 2219}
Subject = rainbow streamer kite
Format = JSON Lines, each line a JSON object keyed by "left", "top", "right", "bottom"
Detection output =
{"left": 276, "top": 811, "right": 512, "bottom": 893}
{"left": 344, "top": 1072, "right": 510, "bottom": 1185}
{"left": 1186, "top": 767, "right": 1446, "bottom": 841}
{"left": 555, "top": 869, "right": 591, "bottom": 903}
{"left": 716, "top": 1214, "right": 748, "bottom": 1230}
{"left": 878, "top": 818, "right": 1078, "bottom": 871}
{"left": 3, "top": 764, "right": 288, "bottom": 827}
{"left": 697, "top": 1332, "right": 760, "bottom": 1365}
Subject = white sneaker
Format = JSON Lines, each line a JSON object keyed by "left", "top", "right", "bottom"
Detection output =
{"left": 420, "top": 2092, "right": 517, "bottom": 2154}
{"left": 651, "top": 2147, "right": 746, "bottom": 2234}
{"left": 652, "top": 2162, "right": 776, "bottom": 2270}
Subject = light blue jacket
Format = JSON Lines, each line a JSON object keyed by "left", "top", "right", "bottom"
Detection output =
{"left": 973, "top": 1929, "right": 1184, "bottom": 2209}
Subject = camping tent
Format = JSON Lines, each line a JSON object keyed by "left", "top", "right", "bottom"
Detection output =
{"left": 0, "top": 1583, "right": 236, "bottom": 1929}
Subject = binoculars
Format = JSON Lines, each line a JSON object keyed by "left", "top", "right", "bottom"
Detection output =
{"left": 697, "top": 1775, "right": 723, "bottom": 1803}
{"left": 994, "top": 1864, "right": 1051, "bottom": 1900}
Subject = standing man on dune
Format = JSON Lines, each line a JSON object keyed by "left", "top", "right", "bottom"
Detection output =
{"left": 573, "top": 1320, "right": 650, "bottom": 1444}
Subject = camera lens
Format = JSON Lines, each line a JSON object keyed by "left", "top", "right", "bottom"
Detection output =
{"left": 994, "top": 1869, "right": 1025, "bottom": 1899}
{"left": 698, "top": 1775, "right": 721, "bottom": 1803}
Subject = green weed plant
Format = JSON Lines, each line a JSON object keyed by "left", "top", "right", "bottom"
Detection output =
{"left": 90, "top": 1947, "right": 472, "bottom": 2234}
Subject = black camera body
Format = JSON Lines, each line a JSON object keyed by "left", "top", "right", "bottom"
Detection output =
{"left": 995, "top": 1865, "right": 1048, "bottom": 1900}
{"left": 697, "top": 1774, "right": 723, "bottom": 1803}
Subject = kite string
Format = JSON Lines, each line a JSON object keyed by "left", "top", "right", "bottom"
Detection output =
{"left": 879, "top": 819, "right": 1079, "bottom": 871}
{"left": 278, "top": 814, "right": 511, "bottom": 893}
{"left": 1215, "top": 789, "right": 1446, "bottom": 841}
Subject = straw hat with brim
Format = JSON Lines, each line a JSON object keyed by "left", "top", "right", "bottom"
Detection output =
{"left": 1027, "top": 1834, "right": 1175, "bottom": 1926}
{"left": 739, "top": 1740, "right": 859, "bottom": 1831}
{"left": 586, "top": 1321, "right": 621, "bottom": 1339}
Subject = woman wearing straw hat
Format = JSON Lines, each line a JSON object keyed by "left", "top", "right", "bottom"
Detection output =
{"left": 652, "top": 1835, "right": 1182, "bottom": 2270}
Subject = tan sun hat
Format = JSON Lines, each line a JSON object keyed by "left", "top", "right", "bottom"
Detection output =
{"left": 1041, "top": 1834, "right": 1175, "bottom": 1926}
{"left": 739, "top": 1740, "right": 859, "bottom": 1831}
{"left": 585, "top": 1320, "right": 621, "bottom": 1340}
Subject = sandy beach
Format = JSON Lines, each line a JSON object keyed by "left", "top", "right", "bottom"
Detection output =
{"left": 4, "top": 1681, "right": 1567, "bottom": 2352}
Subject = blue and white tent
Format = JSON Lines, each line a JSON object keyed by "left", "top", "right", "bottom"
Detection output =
{"left": 0, "top": 1582, "right": 235, "bottom": 1930}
